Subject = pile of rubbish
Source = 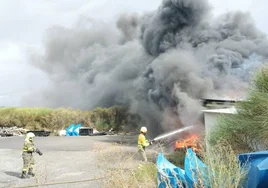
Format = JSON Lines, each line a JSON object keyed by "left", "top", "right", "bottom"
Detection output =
{"left": 0, "top": 127, "right": 26, "bottom": 137}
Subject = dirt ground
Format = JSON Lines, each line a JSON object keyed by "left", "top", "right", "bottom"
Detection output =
{"left": 0, "top": 135, "right": 143, "bottom": 188}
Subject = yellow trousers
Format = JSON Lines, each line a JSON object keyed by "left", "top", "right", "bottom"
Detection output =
{"left": 22, "top": 152, "right": 34, "bottom": 172}
{"left": 138, "top": 148, "right": 148, "bottom": 162}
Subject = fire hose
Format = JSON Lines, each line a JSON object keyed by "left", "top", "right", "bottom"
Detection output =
{"left": 14, "top": 176, "right": 105, "bottom": 188}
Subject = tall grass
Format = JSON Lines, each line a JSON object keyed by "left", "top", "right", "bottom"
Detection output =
{"left": 0, "top": 106, "right": 129, "bottom": 131}
{"left": 96, "top": 143, "right": 157, "bottom": 188}
{"left": 201, "top": 141, "right": 248, "bottom": 188}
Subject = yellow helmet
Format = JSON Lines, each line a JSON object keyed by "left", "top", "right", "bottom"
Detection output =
{"left": 140, "top": 127, "right": 147, "bottom": 133}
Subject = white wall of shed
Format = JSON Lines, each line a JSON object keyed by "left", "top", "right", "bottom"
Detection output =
{"left": 204, "top": 112, "right": 235, "bottom": 134}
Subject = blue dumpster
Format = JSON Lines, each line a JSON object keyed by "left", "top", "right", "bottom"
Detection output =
{"left": 239, "top": 151, "right": 268, "bottom": 188}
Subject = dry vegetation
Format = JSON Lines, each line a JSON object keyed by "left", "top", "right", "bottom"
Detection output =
{"left": 201, "top": 141, "right": 248, "bottom": 188}
{"left": 95, "top": 143, "right": 158, "bottom": 188}
{"left": 0, "top": 106, "right": 129, "bottom": 132}
{"left": 95, "top": 140, "right": 247, "bottom": 188}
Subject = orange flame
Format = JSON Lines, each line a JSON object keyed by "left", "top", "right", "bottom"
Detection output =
{"left": 175, "top": 134, "right": 200, "bottom": 153}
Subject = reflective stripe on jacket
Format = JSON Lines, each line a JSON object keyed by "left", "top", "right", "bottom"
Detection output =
{"left": 23, "top": 141, "right": 35, "bottom": 153}
{"left": 138, "top": 133, "right": 149, "bottom": 150}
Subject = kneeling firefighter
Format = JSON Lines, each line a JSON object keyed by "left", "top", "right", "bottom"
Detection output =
{"left": 138, "top": 127, "right": 153, "bottom": 162}
{"left": 21, "top": 132, "right": 43, "bottom": 179}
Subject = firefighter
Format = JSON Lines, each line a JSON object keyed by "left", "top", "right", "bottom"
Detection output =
{"left": 21, "top": 132, "right": 43, "bottom": 179}
{"left": 138, "top": 127, "right": 153, "bottom": 162}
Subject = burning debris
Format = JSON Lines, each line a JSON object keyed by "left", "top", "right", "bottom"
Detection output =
{"left": 175, "top": 134, "right": 201, "bottom": 153}
{"left": 26, "top": 0, "right": 268, "bottom": 135}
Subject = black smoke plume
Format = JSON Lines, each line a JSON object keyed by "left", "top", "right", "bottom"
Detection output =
{"left": 26, "top": 0, "right": 268, "bottom": 134}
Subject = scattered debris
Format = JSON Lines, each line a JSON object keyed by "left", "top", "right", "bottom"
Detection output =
{"left": 26, "top": 130, "right": 51, "bottom": 137}
{"left": 175, "top": 134, "right": 201, "bottom": 153}
{"left": 0, "top": 127, "right": 26, "bottom": 137}
{"left": 90, "top": 131, "right": 107, "bottom": 136}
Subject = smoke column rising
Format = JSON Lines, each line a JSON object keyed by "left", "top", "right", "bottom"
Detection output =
{"left": 26, "top": 0, "right": 268, "bottom": 134}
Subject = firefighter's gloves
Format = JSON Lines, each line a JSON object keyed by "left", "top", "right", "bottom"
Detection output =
{"left": 35, "top": 148, "right": 43, "bottom": 156}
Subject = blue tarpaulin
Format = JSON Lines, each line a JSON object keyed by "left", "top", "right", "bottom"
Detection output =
{"left": 239, "top": 151, "right": 268, "bottom": 188}
{"left": 185, "top": 148, "right": 208, "bottom": 188}
{"left": 157, "top": 148, "right": 208, "bottom": 188}
{"left": 66, "top": 124, "right": 81, "bottom": 136}
{"left": 66, "top": 124, "right": 74, "bottom": 136}
{"left": 157, "top": 153, "right": 186, "bottom": 188}
{"left": 72, "top": 124, "right": 81, "bottom": 136}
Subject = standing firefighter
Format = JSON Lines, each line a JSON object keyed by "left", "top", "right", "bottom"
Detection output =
{"left": 21, "top": 132, "right": 43, "bottom": 179}
{"left": 138, "top": 127, "right": 153, "bottom": 162}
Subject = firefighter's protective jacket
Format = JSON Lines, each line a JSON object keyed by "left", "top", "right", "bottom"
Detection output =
{"left": 23, "top": 137, "right": 36, "bottom": 153}
{"left": 138, "top": 133, "right": 149, "bottom": 150}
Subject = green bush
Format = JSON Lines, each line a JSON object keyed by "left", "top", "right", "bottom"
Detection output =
{"left": 167, "top": 150, "right": 186, "bottom": 168}
{"left": 210, "top": 66, "right": 268, "bottom": 153}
